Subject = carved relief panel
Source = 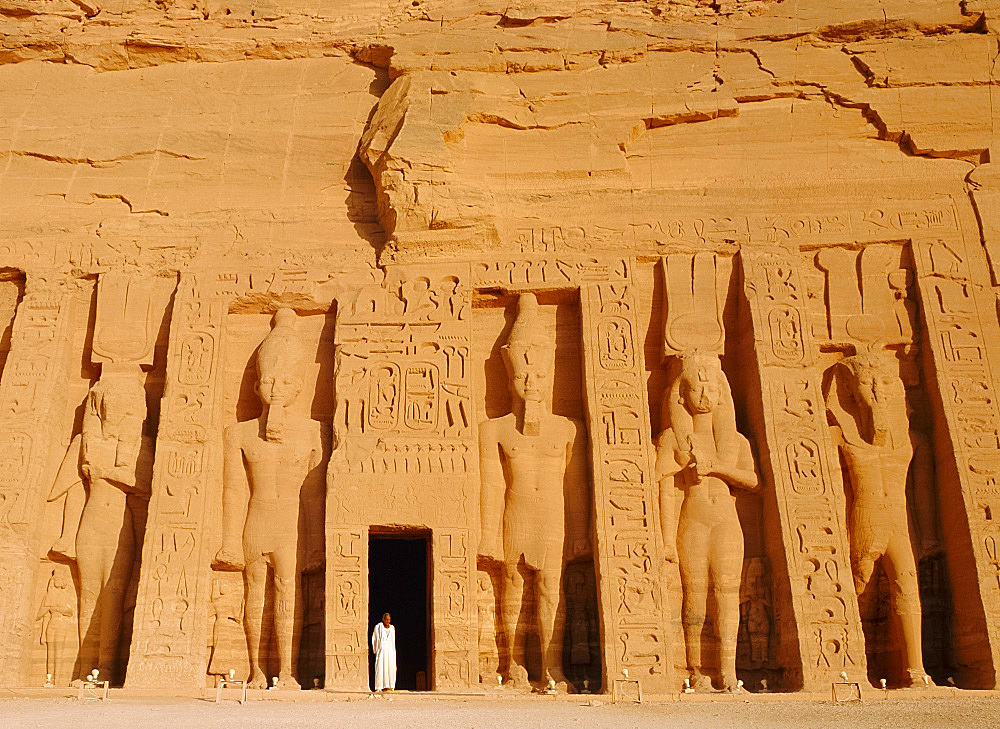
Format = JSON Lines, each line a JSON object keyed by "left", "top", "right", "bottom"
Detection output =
{"left": 332, "top": 265, "right": 474, "bottom": 527}
{"left": 741, "top": 248, "right": 865, "bottom": 690}
{"left": 910, "top": 236, "right": 1000, "bottom": 688}
{"left": 580, "top": 260, "right": 673, "bottom": 693}
{"left": 0, "top": 274, "right": 72, "bottom": 686}
{"left": 127, "top": 275, "right": 226, "bottom": 689}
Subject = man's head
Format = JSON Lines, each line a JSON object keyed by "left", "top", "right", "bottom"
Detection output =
{"left": 677, "top": 353, "right": 722, "bottom": 415}
{"left": 255, "top": 308, "right": 305, "bottom": 409}
{"left": 835, "top": 350, "right": 902, "bottom": 446}
{"left": 382, "top": 612, "right": 391, "bottom": 626}
{"left": 501, "top": 293, "right": 553, "bottom": 407}
{"left": 840, "top": 352, "right": 895, "bottom": 412}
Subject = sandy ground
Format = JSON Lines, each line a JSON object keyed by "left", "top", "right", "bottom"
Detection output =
{"left": 1, "top": 694, "right": 999, "bottom": 729}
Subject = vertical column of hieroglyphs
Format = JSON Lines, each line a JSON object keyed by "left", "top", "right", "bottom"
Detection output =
{"left": 0, "top": 275, "right": 70, "bottom": 684}
{"left": 580, "top": 261, "right": 672, "bottom": 692}
{"left": 127, "top": 274, "right": 226, "bottom": 688}
{"left": 328, "top": 265, "right": 475, "bottom": 690}
{"left": 741, "top": 248, "right": 865, "bottom": 689}
{"left": 912, "top": 237, "right": 1000, "bottom": 686}
{"left": 432, "top": 527, "right": 476, "bottom": 690}
{"left": 325, "top": 526, "right": 368, "bottom": 690}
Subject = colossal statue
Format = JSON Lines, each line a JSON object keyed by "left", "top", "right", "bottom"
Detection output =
{"left": 213, "top": 308, "right": 328, "bottom": 690}
{"left": 825, "top": 349, "right": 935, "bottom": 686}
{"left": 47, "top": 366, "right": 150, "bottom": 682}
{"left": 478, "top": 293, "right": 591, "bottom": 690}
{"left": 655, "top": 353, "right": 758, "bottom": 691}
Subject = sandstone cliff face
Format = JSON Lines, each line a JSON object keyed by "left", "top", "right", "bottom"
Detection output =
{"left": 2, "top": 0, "right": 1000, "bottom": 697}
{"left": 1, "top": 0, "right": 995, "bottom": 269}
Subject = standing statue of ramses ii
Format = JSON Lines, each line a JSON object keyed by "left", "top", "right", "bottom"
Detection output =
{"left": 478, "top": 293, "right": 591, "bottom": 690}
{"left": 213, "top": 308, "right": 329, "bottom": 690}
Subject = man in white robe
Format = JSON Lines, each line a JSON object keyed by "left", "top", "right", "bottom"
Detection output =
{"left": 371, "top": 612, "right": 397, "bottom": 691}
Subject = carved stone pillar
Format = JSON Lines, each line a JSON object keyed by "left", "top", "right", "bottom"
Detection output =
{"left": 126, "top": 275, "right": 227, "bottom": 688}
{"left": 0, "top": 274, "right": 71, "bottom": 685}
{"left": 741, "top": 248, "right": 866, "bottom": 690}
{"left": 911, "top": 236, "right": 1000, "bottom": 687}
{"left": 580, "top": 263, "right": 673, "bottom": 693}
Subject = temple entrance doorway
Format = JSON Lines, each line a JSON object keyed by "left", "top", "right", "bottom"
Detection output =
{"left": 368, "top": 529, "right": 431, "bottom": 691}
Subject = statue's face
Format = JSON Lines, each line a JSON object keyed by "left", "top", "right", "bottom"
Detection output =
{"left": 506, "top": 334, "right": 553, "bottom": 404}
{"left": 680, "top": 366, "right": 720, "bottom": 414}
{"left": 847, "top": 358, "right": 897, "bottom": 416}
{"left": 257, "top": 361, "right": 302, "bottom": 408}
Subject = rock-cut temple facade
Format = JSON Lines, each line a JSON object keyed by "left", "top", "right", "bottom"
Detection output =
{"left": 3, "top": 0, "right": 1000, "bottom": 696}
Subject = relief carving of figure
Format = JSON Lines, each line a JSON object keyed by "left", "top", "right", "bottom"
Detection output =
{"left": 654, "top": 354, "right": 758, "bottom": 691}
{"left": 739, "top": 557, "right": 771, "bottom": 669}
{"left": 46, "top": 366, "right": 151, "bottom": 682}
{"left": 478, "top": 293, "right": 591, "bottom": 690}
{"left": 213, "top": 308, "right": 329, "bottom": 689}
{"left": 207, "top": 577, "right": 248, "bottom": 677}
{"left": 477, "top": 572, "right": 500, "bottom": 683}
{"left": 825, "top": 350, "right": 936, "bottom": 686}
{"left": 37, "top": 569, "right": 75, "bottom": 684}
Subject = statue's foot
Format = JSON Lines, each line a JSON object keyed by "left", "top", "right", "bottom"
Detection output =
{"left": 542, "top": 669, "right": 570, "bottom": 693}
{"left": 903, "top": 669, "right": 934, "bottom": 688}
{"left": 276, "top": 674, "right": 301, "bottom": 691}
{"left": 687, "top": 673, "right": 713, "bottom": 692}
{"left": 248, "top": 670, "right": 269, "bottom": 690}
{"left": 721, "top": 672, "right": 740, "bottom": 692}
{"left": 507, "top": 664, "right": 530, "bottom": 690}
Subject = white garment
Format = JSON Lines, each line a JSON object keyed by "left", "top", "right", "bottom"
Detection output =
{"left": 371, "top": 623, "right": 397, "bottom": 691}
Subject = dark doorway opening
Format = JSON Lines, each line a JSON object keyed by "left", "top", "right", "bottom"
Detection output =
{"left": 368, "top": 530, "right": 430, "bottom": 691}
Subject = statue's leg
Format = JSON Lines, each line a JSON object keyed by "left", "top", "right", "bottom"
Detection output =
{"left": 710, "top": 518, "right": 744, "bottom": 691}
{"left": 75, "top": 539, "right": 102, "bottom": 680}
{"left": 52, "top": 483, "right": 84, "bottom": 560}
{"left": 500, "top": 560, "right": 529, "bottom": 687}
{"left": 884, "top": 532, "right": 928, "bottom": 685}
{"left": 272, "top": 547, "right": 302, "bottom": 689}
{"left": 244, "top": 557, "right": 269, "bottom": 689}
{"left": 536, "top": 566, "right": 567, "bottom": 687}
{"left": 849, "top": 509, "right": 878, "bottom": 614}
{"left": 45, "top": 628, "right": 56, "bottom": 678}
{"left": 97, "top": 511, "right": 134, "bottom": 682}
{"left": 678, "top": 520, "right": 711, "bottom": 687}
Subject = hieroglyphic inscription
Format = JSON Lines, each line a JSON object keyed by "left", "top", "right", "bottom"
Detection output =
{"left": 912, "top": 237, "right": 1000, "bottom": 677}
{"left": 326, "top": 527, "right": 367, "bottom": 690}
{"left": 127, "top": 275, "right": 225, "bottom": 688}
{"left": 333, "top": 265, "right": 475, "bottom": 526}
{"left": 741, "top": 248, "right": 864, "bottom": 689}
{"left": 473, "top": 257, "right": 630, "bottom": 290}
{"left": 433, "top": 529, "right": 476, "bottom": 690}
{"left": 0, "top": 277, "right": 70, "bottom": 684}
{"left": 580, "top": 263, "right": 671, "bottom": 692}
